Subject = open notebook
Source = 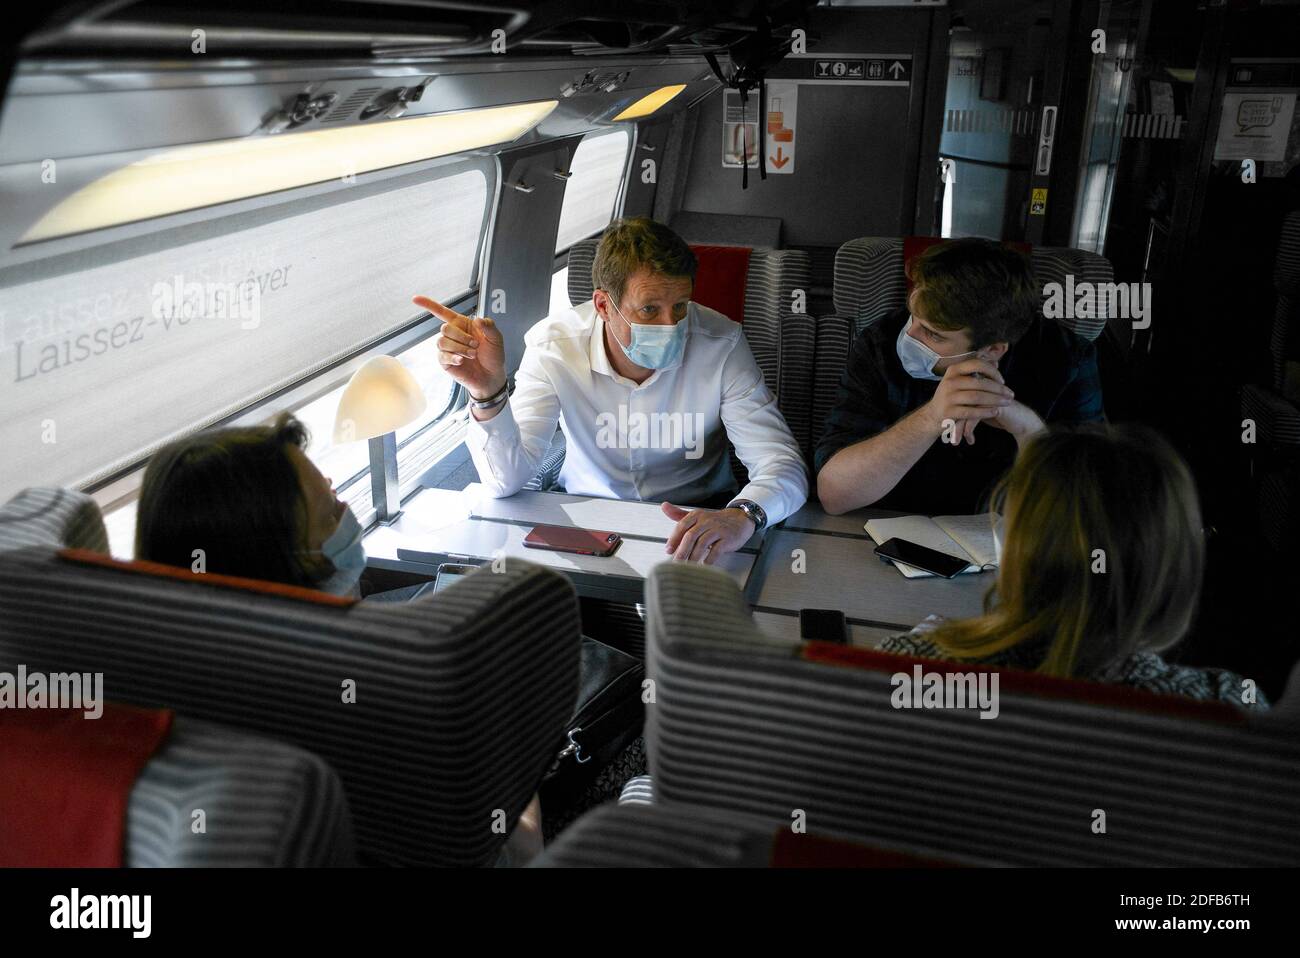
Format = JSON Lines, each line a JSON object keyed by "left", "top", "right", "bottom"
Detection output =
{"left": 864, "top": 514, "right": 999, "bottom": 579}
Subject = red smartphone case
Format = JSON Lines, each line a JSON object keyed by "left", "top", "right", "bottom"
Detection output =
{"left": 522, "top": 523, "right": 622, "bottom": 557}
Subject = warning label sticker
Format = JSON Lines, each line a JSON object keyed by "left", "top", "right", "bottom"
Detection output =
{"left": 723, "top": 83, "right": 798, "bottom": 173}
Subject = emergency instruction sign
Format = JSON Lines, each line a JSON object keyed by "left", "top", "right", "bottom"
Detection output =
{"left": 722, "top": 82, "right": 799, "bottom": 174}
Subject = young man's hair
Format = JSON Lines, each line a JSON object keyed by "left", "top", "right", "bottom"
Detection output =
{"left": 922, "top": 423, "right": 1205, "bottom": 678}
{"left": 135, "top": 412, "right": 331, "bottom": 588}
{"left": 591, "top": 217, "right": 698, "bottom": 305}
{"left": 905, "top": 238, "right": 1038, "bottom": 348}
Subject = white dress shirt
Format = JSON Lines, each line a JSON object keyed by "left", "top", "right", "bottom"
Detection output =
{"left": 464, "top": 300, "right": 808, "bottom": 526}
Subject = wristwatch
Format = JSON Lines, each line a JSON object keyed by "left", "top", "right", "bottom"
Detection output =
{"left": 727, "top": 498, "right": 767, "bottom": 534}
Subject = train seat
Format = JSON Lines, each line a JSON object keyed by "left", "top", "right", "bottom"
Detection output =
{"left": 2, "top": 704, "right": 353, "bottom": 867}
{"left": 638, "top": 562, "right": 1300, "bottom": 866}
{"left": 532, "top": 801, "right": 959, "bottom": 868}
{"left": 0, "top": 486, "right": 582, "bottom": 867}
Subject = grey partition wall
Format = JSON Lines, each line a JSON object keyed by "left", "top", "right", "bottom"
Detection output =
{"left": 481, "top": 139, "right": 577, "bottom": 375}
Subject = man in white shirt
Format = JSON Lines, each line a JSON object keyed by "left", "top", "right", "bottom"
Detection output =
{"left": 413, "top": 217, "right": 807, "bottom": 564}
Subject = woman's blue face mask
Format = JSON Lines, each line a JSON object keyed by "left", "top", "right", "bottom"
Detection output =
{"left": 308, "top": 505, "right": 366, "bottom": 597}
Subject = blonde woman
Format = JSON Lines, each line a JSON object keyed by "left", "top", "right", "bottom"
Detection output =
{"left": 881, "top": 424, "right": 1269, "bottom": 710}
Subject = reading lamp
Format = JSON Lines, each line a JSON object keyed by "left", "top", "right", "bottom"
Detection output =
{"left": 333, "top": 356, "right": 427, "bottom": 525}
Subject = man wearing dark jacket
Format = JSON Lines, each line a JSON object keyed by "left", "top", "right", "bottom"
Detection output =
{"left": 816, "top": 238, "right": 1104, "bottom": 515}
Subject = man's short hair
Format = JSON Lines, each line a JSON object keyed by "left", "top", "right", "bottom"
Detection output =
{"left": 905, "top": 238, "right": 1038, "bottom": 348}
{"left": 591, "top": 217, "right": 697, "bottom": 305}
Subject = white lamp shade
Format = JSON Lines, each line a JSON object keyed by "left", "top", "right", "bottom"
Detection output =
{"left": 333, "top": 355, "right": 428, "bottom": 442}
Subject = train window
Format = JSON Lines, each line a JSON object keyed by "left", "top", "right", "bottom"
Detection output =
{"left": 549, "top": 130, "right": 630, "bottom": 315}
{"left": 549, "top": 263, "right": 575, "bottom": 317}
{"left": 554, "top": 129, "right": 631, "bottom": 254}
{"left": 290, "top": 335, "right": 456, "bottom": 498}
{"left": 0, "top": 164, "right": 490, "bottom": 509}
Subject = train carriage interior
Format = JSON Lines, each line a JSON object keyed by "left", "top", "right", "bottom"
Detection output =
{"left": 1, "top": 0, "right": 1299, "bottom": 897}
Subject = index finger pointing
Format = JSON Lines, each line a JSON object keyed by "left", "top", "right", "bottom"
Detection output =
{"left": 413, "top": 295, "right": 471, "bottom": 330}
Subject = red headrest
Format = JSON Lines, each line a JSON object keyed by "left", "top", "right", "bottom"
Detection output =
{"left": 769, "top": 828, "right": 960, "bottom": 868}
{"left": 688, "top": 244, "right": 752, "bottom": 325}
{"left": 0, "top": 703, "right": 174, "bottom": 866}
{"left": 56, "top": 548, "right": 358, "bottom": 607}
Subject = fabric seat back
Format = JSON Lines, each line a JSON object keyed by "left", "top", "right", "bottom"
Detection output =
{"left": 643, "top": 562, "right": 1300, "bottom": 867}
{"left": 127, "top": 715, "right": 354, "bottom": 866}
{"left": 0, "top": 487, "right": 582, "bottom": 867}
{"left": 533, "top": 801, "right": 958, "bottom": 868}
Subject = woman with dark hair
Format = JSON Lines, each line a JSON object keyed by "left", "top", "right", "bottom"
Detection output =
{"left": 882, "top": 423, "right": 1269, "bottom": 710}
{"left": 135, "top": 411, "right": 544, "bottom": 860}
{"left": 136, "top": 412, "right": 365, "bottom": 595}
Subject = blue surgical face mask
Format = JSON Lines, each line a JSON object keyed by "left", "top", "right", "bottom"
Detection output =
{"left": 605, "top": 295, "right": 688, "bottom": 370}
{"left": 311, "top": 505, "right": 366, "bottom": 597}
{"left": 896, "top": 315, "right": 981, "bottom": 381}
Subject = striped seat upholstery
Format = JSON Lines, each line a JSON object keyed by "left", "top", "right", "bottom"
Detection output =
{"left": 534, "top": 802, "right": 958, "bottom": 868}
{"left": 535, "top": 803, "right": 778, "bottom": 867}
{"left": 0, "top": 486, "right": 109, "bottom": 553}
{"left": 1242, "top": 383, "right": 1300, "bottom": 448}
{"left": 775, "top": 311, "right": 818, "bottom": 465}
{"left": 618, "top": 773, "right": 655, "bottom": 806}
{"left": 1265, "top": 211, "right": 1300, "bottom": 398}
{"left": 1241, "top": 211, "right": 1300, "bottom": 551}
{"left": 128, "top": 715, "right": 354, "bottom": 867}
{"left": 521, "top": 426, "right": 567, "bottom": 492}
{"left": 642, "top": 562, "right": 1300, "bottom": 867}
{"left": 830, "top": 236, "right": 1115, "bottom": 341}
{"left": 804, "top": 314, "right": 855, "bottom": 467}
{"left": 0, "top": 489, "right": 583, "bottom": 867}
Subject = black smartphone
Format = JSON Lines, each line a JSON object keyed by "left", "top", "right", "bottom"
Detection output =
{"left": 434, "top": 562, "right": 480, "bottom": 593}
{"left": 874, "top": 537, "right": 970, "bottom": 579}
{"left": 799, "top": 608, "right": 849, "bottom": 644}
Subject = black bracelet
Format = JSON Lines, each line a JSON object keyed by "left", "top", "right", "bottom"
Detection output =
{"left": 469, "top": 383, "right": 509, "bottom": 408}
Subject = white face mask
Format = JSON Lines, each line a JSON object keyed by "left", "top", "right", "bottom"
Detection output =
{"left": 895, "top": 315, "right": 981, "bottom": 381}
{"left": 310, "top": 505, "right": 366, "bottom": 597}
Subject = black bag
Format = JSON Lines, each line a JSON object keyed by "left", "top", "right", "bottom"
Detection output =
{"left": 539, "top": 636, "right": 645, "bottom": 808}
